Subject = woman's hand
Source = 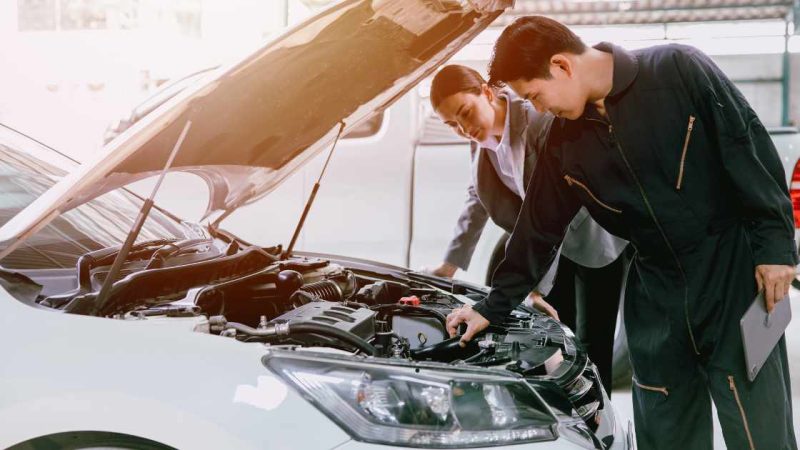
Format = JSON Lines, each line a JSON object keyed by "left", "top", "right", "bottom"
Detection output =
{"left": 524, "top": 291, "right": 559, "bottom": 321}
{"left": 422, "top": 262, "right": 458, "bottom": 278}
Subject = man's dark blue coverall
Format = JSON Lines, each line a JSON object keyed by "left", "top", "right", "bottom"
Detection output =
{"left": 473, "top": 42, "right": 797, "bottom": 449}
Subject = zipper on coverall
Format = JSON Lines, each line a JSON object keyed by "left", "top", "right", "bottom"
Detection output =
{"left": 728, "top": 375, "right": 756, "bottom": 449}
{"left": 676, "top": 115, "right": 696, "bottom": 190}
{"left": 564, "top": 175, "right": 623, "bottom": 214}
{"left": 587, "top": 117, "right": 701, "bottom": 356}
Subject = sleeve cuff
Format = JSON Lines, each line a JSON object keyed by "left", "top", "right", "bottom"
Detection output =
{"left": 443, "top": 254, "right": 470, "bottom": 272}
{"left": 753, "top": 249, "right": 799, "bottom": 267}
{"left": 472, "top": 299, "right": 511, "bottom": 326}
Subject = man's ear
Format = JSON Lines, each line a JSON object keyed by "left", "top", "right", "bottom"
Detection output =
{"left": 550, "top": 54, "right": 574, "bottom": 78}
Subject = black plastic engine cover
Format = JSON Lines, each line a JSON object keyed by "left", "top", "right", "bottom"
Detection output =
{"left": 271, "top": 302, "right": 376, "bottom": 340}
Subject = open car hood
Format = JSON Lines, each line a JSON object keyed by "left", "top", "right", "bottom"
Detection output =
{"left": 0, "top": 0, "right": 511, "bottom": 257}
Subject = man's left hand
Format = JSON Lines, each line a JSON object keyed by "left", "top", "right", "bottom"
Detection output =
{"left": 755, "top": 264, "right": 795, "bottom": 312}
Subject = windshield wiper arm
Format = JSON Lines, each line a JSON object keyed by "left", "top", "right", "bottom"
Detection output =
{"left": 0, "top": 266, "right": 42, "bottom": 306}
{"left": 76, "top": 239, "right": 176, "bottom": 292}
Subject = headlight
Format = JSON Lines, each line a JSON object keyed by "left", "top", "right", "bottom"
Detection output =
{"left": 264, "top": 351, "right": 558, "bottom": 448}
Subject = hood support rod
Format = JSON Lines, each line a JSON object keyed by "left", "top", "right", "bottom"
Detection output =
{"left": 89, "top": 120, "right": 192, "bottom": 316}
{"left": 283, "top": 121, "right": 346, "bottom": 259}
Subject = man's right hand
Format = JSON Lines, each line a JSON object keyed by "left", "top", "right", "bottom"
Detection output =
{"left": 423, "top": 262, "right": 458, "bottom": 279}
{"left": 755, "top": 264, "right": 795, "bottom": 312}
{"left": 446, "top": 306, "right": 490, "bottom": 346}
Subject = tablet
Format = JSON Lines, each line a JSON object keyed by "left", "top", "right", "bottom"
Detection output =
{"left": 740, "top": 291, "right": 792, "bottom": 382}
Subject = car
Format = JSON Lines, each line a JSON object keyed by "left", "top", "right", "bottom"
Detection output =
{"left": 0, "top": 2, "right": 636, "bottom": 449}
{"left": 772, "top": 127, "right": 800, "bottom": 242}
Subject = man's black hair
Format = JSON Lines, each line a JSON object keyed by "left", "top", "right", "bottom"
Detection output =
{"left": 488, "top": 16, "right": 587, "bottom": 86}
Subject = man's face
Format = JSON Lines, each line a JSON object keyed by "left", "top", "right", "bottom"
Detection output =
{"left": 507, "top": 58, "right": 587, "bottom": 120}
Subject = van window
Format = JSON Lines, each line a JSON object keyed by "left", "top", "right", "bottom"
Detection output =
{"left": 343, "top": 112, "right": 385, "bottom": 139}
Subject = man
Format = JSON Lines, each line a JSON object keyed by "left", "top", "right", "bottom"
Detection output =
{"left": 446, "top": 16, "right": 797, "bottom": 449}
{"left": 427, "top": 64, "right": 627, "bottom": 393}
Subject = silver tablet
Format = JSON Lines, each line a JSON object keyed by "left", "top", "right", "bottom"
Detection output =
{"left": 740, "top": 291, "right": 792, "bottom": 382}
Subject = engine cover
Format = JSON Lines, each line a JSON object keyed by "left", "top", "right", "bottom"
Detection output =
{"left": 271, "top": 302, "right": 376, "bottom": 340}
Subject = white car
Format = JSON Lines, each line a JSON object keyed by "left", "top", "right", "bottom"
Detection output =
{"left": 0, "top": 1, "right": 633, "bottom": 449}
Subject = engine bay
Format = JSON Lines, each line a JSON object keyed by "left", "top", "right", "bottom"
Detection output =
{"left": 14, "top": 240, "right": 607, "bottom": 435}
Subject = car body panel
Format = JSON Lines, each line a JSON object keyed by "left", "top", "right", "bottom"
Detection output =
{"left": 0, "top": 288, "right": 352, "bottom": 449}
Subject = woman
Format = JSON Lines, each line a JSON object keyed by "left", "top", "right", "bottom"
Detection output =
{"left": 428, "top": 64, "right": 627, "bottom": 394}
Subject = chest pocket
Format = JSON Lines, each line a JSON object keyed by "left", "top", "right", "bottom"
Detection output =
{"left": 563, "top": 174, "right": 622, "bottom": 214}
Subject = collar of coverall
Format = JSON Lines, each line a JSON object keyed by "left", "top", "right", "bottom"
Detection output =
{"left": 593, "top": 41, "right": 640, "bottom": 99}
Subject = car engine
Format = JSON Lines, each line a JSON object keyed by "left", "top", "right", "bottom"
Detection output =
{"left": 147, "top": 257, "right": 600, "bottom": 436}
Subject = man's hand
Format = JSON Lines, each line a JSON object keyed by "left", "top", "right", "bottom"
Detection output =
{"left": 755, "top": 264, "right": 795, "bottom": 312}
{"left": 421, "top": 262, "right": 458, "bottom": 279}
{"left": 446, "top": 306, "right": 490, "bottom": 346}
{"left": 523, "top": 291, "right": 559, "bottom": 321}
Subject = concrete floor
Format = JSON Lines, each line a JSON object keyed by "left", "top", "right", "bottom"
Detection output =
{"left": 610, "top": 288, "right": 800, "bottom": 448}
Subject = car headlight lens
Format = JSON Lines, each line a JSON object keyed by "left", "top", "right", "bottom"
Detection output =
{"left": 264, "top": 351, "right": 558, "bottom": 448}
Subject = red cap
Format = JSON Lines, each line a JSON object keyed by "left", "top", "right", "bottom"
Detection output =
{"left": 399, "top": 295, "right": 420, "bottom": 306}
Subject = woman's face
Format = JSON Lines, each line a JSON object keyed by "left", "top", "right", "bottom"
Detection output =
{"left": 435, "top": 85, "right": 496, "bottom": 143}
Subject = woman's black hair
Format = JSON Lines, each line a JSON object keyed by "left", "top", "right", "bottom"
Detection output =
{"left": 488, "top": 16, "right": 586, "bottom": 86}
{"left": 430, "top": 64, "right": 487, "bottom": 110}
